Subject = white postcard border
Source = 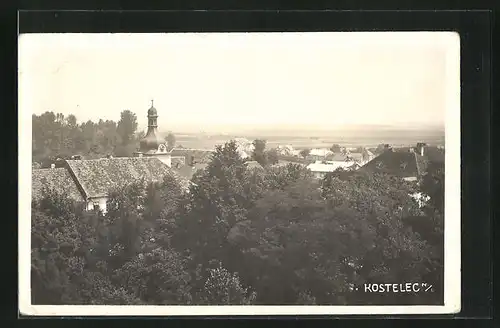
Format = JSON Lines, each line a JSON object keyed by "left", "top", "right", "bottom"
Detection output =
{"left": 18, "top": 31, "right": 461, "bottom": 316}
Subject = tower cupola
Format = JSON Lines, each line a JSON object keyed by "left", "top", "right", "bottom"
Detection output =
{"left": 139, "top": 100, "right": 161, "bottom": 152}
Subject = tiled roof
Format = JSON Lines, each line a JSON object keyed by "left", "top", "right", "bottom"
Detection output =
{"left": 425, "top": 147, "right": 445, "bottom": 163}
{"left": 172, "top": 163, "right": 208, "bottom": 180}
{"left": 32, "top": 168, "right": 84, "bottom": 202}
{"left": 358, "top": 150, "right": 421, "bottom": 178}
{"left": 65, "top": 157, "right": 190, "bottom": 198}
{"left": 169, "top": 148, "right": 214, "bottom": 163}
{"left": 326, "top": 153, "right": 364, "bottom": 162}
{"left": 310, "top": 148, "right": 332, "bottom": 157}
{"left": 394, "top": 146, "right": 445, "bottom": 163}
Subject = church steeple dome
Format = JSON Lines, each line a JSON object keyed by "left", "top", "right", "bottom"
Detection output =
{"left": 148, "top": 99, "right": 157, "bottom": 116}
{"left": 139, "top": 100, "right": 161, "bottom": 152}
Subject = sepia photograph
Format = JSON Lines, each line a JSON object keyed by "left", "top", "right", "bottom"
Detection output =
{"left": 19, "top": 32, "right": 460, "bottom": 316}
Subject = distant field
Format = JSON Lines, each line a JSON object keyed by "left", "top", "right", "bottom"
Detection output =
{"left": 173, "top": 132, "right": 445, "bottom": 151}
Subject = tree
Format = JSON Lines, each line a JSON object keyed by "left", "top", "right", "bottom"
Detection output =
{"left": 224, "top": 171, "right": 437, "bottom": 305}
{"left": 330, "top": 144, "right": 341, "bottom": 153}
{"left": 165, "top": 133, "right": 176, "bottom": 150}
{"left": 31, "top": 181, "right": 192, "bottom": 305}
{"left": 266, "top": 148, "right": 279, "bottom": 165}
{"left": 113, "top": 247, "right": 192, "bottom": 304}
{"left": 419, "top": 161, "right": 445, "bottom": 215}
{"left": 173, "top": 141, "right": 249, "bottom": 264}
{"left": 299, "top": 148, "right": 311, "bottom": 158}
{"left": 252, "top": 139, "right": 267, "bottom": 166}
{"left": 117, "top": 110, "right": 138, "bottom": 146}
{"left": 198, "top": 262, "right": 256, "bottom": 305}
{"left": 66, "top": 114, "right": 77, "bottom": 128}
{"left": 31, "top": 189, "right": 142, "bottom": 305}
{"left": 31, "top": 135, "right": 444, "bottom": 306}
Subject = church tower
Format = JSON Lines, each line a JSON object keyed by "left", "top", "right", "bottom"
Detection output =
{"left": 135, "top": 100, "right": 172, "bottom": 167}
{"left": 139, "top": 100, "right": 161, "bottom": 153}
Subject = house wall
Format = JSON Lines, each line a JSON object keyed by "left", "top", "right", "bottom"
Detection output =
{"left": 87, "top": 197, "right": 108, "bottom": 213}
{"left": 150, "top": 153, "right": 172, "bottom": 167}
{"left": 171, "top": 156, "right": 185, "bottom": 168}
{"left": 314, "top": 172, "right": 326, "bottom": 179}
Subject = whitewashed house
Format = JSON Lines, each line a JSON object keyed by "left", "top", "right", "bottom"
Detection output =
{"left": 306, "top": 160, "right": 359, "bottom": 179}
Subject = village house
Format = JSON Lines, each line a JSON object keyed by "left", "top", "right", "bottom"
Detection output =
{"left": 306, "top": 160, "right": 360, "bottom": 179}
{"left": 306, "top": 148, "right": 333, "bottom": 162}
{"left": 32, "top": 157, "right": 190, "bottom": 214}
{"left": 245, "top": 160, "right": 264, "bottom": 171}
{"left": 276, "top": 144, "right": 297, "bottom": 157}
{"left": 358, "top": 143, "right": 444, "bottom": 182}
{"left": 170, "top": 148, "right": 214, "bottom": 168}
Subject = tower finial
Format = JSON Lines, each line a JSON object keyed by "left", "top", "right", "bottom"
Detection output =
{"left": 151, "top": 99, "right": 154, "bottom": 107}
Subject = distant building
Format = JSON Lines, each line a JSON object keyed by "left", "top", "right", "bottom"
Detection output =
{"left": 245, "top": 160, "right": 264, "bottom": 171}
{"left": 173, "top": 162, "right": 209, "bottom": 181}
{"left": 362, "top": 148, "right": 376, "bottom": 163}
{"left": 231, "top": 138, "right": 254, "bottom": 159}
{"left": 170, "top": 148, "right": 214, "bottom": 166}
{"left": 169, "top": 148, "right": 214, "bottom": 179}
{"left": 358, "top": 142, "right": 444, "bottom": 182}
{"left": 276, "top": 145, "right": 296, "bottom": 156}
{"left": 308, "top": 148, "right": 333, "bottom": 160}
{"left": 307, "top": 160, "right": 359, "bottom": 179}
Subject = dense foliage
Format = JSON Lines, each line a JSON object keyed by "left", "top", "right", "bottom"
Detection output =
{"left": 31, "top": 140, "right": 444, "bottom": 305}
{"left": 32, "top": 111, "right": 140, "bottom": 168}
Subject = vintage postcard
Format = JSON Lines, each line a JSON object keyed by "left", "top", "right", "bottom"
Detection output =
{"left": 19, "top": 32, "right": 460, "bottom": 316}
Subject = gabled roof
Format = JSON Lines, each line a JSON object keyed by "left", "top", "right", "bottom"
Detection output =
{"left": 358, "top": 150, "right": 424, "bottom": 178}
{"left": 309, "top": 148, "right": 332, "bottom": 157}
{"left": 32, "top": 168, "right": 84, "bottom": 202}
{"left": 326, "top": 153, "right": 364, "bottom": 162}
{"left": 394, "top": 145, "right": 445, "bottom": 163}
{"left": 65, "top": 157, "right": 190, "bottom": 198}
{"left": 172, "top": 163, "right": 209, "bottom": 180}
{"left": 363, "top": 149, "right": 374, "bottom": 157}
{"left": 169, "top": 148, "right": 214, "bottom": 163}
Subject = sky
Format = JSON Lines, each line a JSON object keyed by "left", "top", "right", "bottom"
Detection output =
{"left": 18, "top": 32, "right": 458, "bottom": 133}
